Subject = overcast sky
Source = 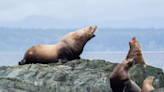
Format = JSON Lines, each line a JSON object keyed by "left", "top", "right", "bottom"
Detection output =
{"left": 0, "top": 0, "right": 164, "bottom": 28}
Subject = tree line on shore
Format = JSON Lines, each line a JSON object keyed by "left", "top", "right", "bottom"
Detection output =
{"left": 0, "top": 27, "right": 164, "bottom": 53}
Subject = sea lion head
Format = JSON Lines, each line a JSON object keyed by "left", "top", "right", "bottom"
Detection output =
{"left": 73, "top": 26, "right": 97, "bottom": 51}
{"left": 141, "top": 76, "right": 156, "bottom": 92}
{"left": 60, "top": 26, "right": 97, "bottom": 45}
{"left": 122, "top": 59, "right": 135, "bottom": 70}
{"left": 144, "top": 76, "right": 156, "bottom": 84}
{"left": 68, "top": 26, "right": 97, "bottom": 48}
{"left": 116, "top": 59, "right": 135, "bottom": 79}
{"left": 129, "top": 37, "right": 141, "bottom": 48}
{"left": 59, "top": 26, "right": 97, "bottom": 57}
{"left": 76, "top": 26, "right": 97, "bottom": 41}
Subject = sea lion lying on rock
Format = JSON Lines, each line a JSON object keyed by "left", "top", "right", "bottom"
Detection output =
{"left": 141, "top": 76, "right": 156, "bottom": 92}
{"left": 126, "top": 37, "right": 149, "bottom": 65}
{"left": 110, "top": 59, "right": 141, "bottom": 92}
{"left": 19, "top": 26, "right": 97, "bottom": 65}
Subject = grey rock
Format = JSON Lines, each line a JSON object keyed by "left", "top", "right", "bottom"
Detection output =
{"left": 149, "top": 88, "right": 164, "bottom": 92}
{"left": 0, "top": 59, "right": 163, "bottom": 92}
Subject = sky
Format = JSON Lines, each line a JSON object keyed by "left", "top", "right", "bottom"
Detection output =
{"left": 0, "top": 0, "right": 164, "bottom": 29}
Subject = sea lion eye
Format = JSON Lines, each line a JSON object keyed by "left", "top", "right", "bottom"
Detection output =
{"left": 90, "top": 27, "right": 92, "bottom": 29}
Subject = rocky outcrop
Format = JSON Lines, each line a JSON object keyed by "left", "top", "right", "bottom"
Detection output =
{"left": 0, "top": 59, "right": 164, "bottom": 92}
{"left": 150, "top": 88, "right": 164, "bottom": 92}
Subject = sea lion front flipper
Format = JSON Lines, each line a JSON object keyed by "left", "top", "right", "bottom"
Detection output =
{"left": 58, "top": 58, "right": 69, "bottom": 63}
{"left": 76, "top": 56, "right": 81, "bottom": 59}
{"left": 123, "top": 80, "right": 141, "bottom": 92}
{"left": 130, "top": 80, "right": 141, "bottom": 92}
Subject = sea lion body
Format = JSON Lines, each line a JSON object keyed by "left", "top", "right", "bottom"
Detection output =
{"left": 19, "top": 26, "right": 97, "bottom": 65}
{"left": 110, "top": 59, "right": 141, "bottom": 92}
{"left": 141, "top": 76, "right": 156, "bottom": 92}
{"left": 126, "top": 37, "right": 149, "bottom": 65}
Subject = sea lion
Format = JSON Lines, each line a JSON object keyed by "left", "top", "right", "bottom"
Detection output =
{"left": 19, "top": 26, "right": 97, "bottom": 65}
{"left": 110, "top": 59, "right": 141, "bottom": 92}
{"left": 126, "top": 37, "right": 149, "bottom": 65}
{"left": 141, "top": 76, "right": 156, "bottom": 92}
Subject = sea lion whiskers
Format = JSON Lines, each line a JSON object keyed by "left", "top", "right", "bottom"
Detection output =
{"left": 91, "top": 26, "right": 97, "bottom": 33}
{"left": 84, "top": 26, "right": 97, "bottom": 38}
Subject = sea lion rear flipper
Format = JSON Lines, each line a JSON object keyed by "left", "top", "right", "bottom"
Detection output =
{"left": 19, "top": 59, "right": 26, "bottom": 65}
{"left": 145, "top": 62, "right": 149, "bottom": 65}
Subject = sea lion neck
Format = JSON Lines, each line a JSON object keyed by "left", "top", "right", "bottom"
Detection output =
{"left": 126, "top": 45, "right": 145, "bottom": 63}
{"left": 57, "top": 32, "right": 88, "bottom": 55}
{"left": 110, "top": 63, "right": 130, "bottom": 81}
{"left": 129, "top": 46, "right": 142, "bottom": 55}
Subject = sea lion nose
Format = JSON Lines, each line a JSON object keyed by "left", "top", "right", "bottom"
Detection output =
{"left": 93, "top": 26, "right": 97, "bottom": 29}
{"left": 153, "top": 76, "right": 156, "bottom": 80}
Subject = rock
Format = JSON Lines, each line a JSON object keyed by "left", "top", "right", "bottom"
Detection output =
{"left": 150, "top": 88, "right": 164, "bottom": 92}
{"left": 129, "top": 64, "right": 164, "bottom": 89}
{"left": 0, "top": 59, "right": 164, "bottom": 92}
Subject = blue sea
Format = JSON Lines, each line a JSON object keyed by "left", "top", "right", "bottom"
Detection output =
{"left": 0, "top": 52, "right": 164, "bottom": 71}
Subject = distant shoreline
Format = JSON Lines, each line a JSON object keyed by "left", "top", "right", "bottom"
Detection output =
{"left": 1, "top": 51, "right": 164, "bottom": 54}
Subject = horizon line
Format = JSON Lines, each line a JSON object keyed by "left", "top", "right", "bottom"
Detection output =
{"left": 0, "top": 26, "right": 164, "bottom": 30}
{"left": 1, "top": 51, "right": 164, "bottom": 54}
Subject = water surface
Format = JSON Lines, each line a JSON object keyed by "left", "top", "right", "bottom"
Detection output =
{"left": 0, "top": 52, "right": 164, "bottom": 71}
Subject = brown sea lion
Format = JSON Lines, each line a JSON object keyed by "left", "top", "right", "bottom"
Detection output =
{"left": 126, "top": 37, "right": 149, "bottom": 65}
{"left": 141, "top": 76, "right": 156, "bottom": 92}
{"left": 19, "top": 26, "right": 97, "bottom": 65}
{"left": 110, "top": 59, "right": 141, "bottom": 92}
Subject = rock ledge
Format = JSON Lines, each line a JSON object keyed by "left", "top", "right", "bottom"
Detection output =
{"left": 0, "top": 59, "right": 164, "bottom": 92}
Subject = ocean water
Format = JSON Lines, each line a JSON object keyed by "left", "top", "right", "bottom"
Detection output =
{"left": 0, "top": 52, "right": 164, "bottom": 71}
